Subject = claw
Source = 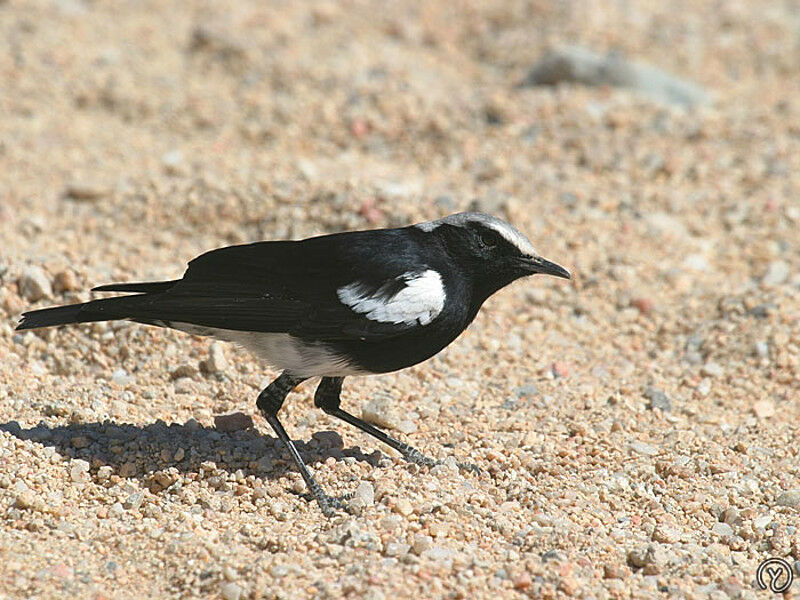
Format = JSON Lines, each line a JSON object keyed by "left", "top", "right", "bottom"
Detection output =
{"left": 400, "top": 446, "right": 438, "bottom": 467}
{"left": 317, "top": 493, "right": 348, "bottom": 517}
{"left": 457, "top": 462, "right": 481, "bottom": 475}
{"left": 292, "top": 480, "right": 352, "bottom": 517}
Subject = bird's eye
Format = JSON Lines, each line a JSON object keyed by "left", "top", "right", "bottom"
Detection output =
{"left": 479, "top": 233, "right": 497, "bottom": 249}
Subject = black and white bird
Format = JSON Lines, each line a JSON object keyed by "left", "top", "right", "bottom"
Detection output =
{"left": 16, "top": 212, "right": 570, "bottom": 515}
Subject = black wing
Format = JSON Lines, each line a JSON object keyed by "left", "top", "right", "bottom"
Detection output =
{"left": 98, "top": 228, "right": 437, "bottom": 341}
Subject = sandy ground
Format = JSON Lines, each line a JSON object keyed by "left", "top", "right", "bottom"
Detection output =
{"left": 2, "top": 1, "right": 800, "bottom": 598}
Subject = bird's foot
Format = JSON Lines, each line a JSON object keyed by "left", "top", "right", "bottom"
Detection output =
{"left": 398, "top": 444, "right": 438, "bottom": 467}
{"left": 397, "top": 444, "right": 480, "bottom": 474}
{"left": 456, "top": 461, "right": 482, "bottom": 475}
{"left": 316, "top": 492, "right": 352, "bottom": 517}
{"left": 295, "top": 482, "right": 353, "bottom": 517}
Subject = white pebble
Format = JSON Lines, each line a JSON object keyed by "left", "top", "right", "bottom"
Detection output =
{"left": 18, "top": 266, "right": 52, "bottom": 302}
{"left": 220, "top": 582, "right": 242, "bottom": 600}
{"left": 111, "top": 369, "right": 131, "bottom": 386}
{"left": 762, "top": 260, "right": 789, "bottom": 286}
{"left": 701, "top": 362, "right": 723, "bottom": 378}
{"left": 711, "top": 522, "right": 734, "bottom": 537}
{"left": 203, "top": 342, "right": 228, "bottom": 374}
{"left": 354, "top": 481, "right": 375, "bottom": 506}
{"left": 362, "top": 396, "right": 400, "bottom": 430}
{"left": 70, "top": 459, "right": 90, "bottom": 483}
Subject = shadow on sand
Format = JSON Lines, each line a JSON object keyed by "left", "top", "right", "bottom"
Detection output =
{"left": 0, "top": 418, "right": 382, "bottom": 486}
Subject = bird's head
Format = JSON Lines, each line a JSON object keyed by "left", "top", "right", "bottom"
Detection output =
{"left": 417, "top": 212, "right": 570, "bottom": 299}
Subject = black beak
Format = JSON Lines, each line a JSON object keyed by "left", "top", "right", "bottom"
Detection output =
{"left": 521, "top": 256, "right": 571, "bottom": 279}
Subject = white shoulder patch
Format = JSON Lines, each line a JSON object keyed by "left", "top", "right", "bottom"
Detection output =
{"left": 337, "top": 270, "right": 445, "bottom": 326}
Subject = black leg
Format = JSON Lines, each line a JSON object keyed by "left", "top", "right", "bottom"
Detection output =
{"left": 314, "top": 376, "right": 440, "bottom": 468}
{"left": 257, "top": 372, "right": 346, "bottom": 517}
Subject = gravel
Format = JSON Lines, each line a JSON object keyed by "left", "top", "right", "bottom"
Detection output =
{"left": 17, "top": 267, "right": 53, "bottom": 302}
{"left": 2, "top": 1, "right": 799, "bottom": 598}
{"left": 361, "top": 395, "right": 402, "bottom": 430}
{"left": 201, "top": 342, "right": 229, "bottom": 375}
{"left": 643, "top": 386, "right": 671, "bottom": 412}
{"left": 776, "top": 489, "right": 800, "bottom": 509}
{"left": 762, "top": 260, "right": 790, "bottom": 286}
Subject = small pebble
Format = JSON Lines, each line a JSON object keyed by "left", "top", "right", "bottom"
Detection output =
{"left": 96, "top": 466, "right": 113, "bottom": 481}
{"left": 65, "top": 181, "right": 110, "bottom": 201}
{"left": 363, "top": 589, "right": 386, "bottom": 600}
{"left": 354, "top": 481, "right": 375, "bottom": 507}
{"left": 754, "top": 515, "right": 772, "bottom": 530}
{"left": 412, "top": 534, "right": 433, "bottom": 555}
{"left": 161, "top": 150, "right": 186, "bottom": 175}
{"left": 70, "top": 459, "right": 90, "bottom": 483}
{"left": 753, "top": 400, "right": 776, "bottom": 419}
{"left": 52, "top": 270, "right": 79, "bottom": 293}
{"left": 380, "top": 514, "right": 402, "bottom": 531}
{"left": 170, "top": 364, "right": 197, "bottom": 380}
{"left": 422, "top": 546, "right": 454, "bottom": 562}
{"left": 396, "top": 420, "right": 417, "bottom": 434}
{"left": 643, "top": 387, "right": 671, "bottom": 411}
{"left": 701, "top": 362, "right": 724, "bottom": 378}
{"left": 775, "top": 489, "right": 800, "bottom": 508}
{"left": 761, "top": 260, "right": 789, "bottom": 286}
{"left": 270, "top": 564, "right": 288, "bottom": 578}
{"left": 220, "top": 582, "right": 242, "bottom": 600}
{"left": 383, "top": 542, "right": 409, "bottom": 557}
{"left": 18, "top": 266, "right": 52, "bottom": 302}
{"left": 513, "top": 572, "right": 532, "bottom": 590}
{"left": 123, "top": 492, "right": 144, "bottom": 510}
{"left": 603, "top": 564, "right": 627, "bottom": 579}
{"left": 631, "top": 297, "right": 654, "bottom": 315}
{"left": 626, "top": 545, "right": 666, "bottom": 574}
{"left": 111, "top": 369, "right": 131, "bottom": 386}
{"left": 711, "top": 522, "right": 734, "bottom": 537}
{"left": 214, "top": 412, "right": 254, "bottom": 432}
{"left": 394, "top": 499, "right": 413, "bottom": 516}
{"left": 15, "top": 491, "right": 37, "bottom": 510}
{"left": 652, "top": 523, "right": 681, "bottom": 544}
{"left": 201, "top": 342, "right": 228, "bottom": 374}
{"left": 362, "top": 396, "right": 400, "bottom": 430}
{"left": 628, "top": 441, "right": 659, "bottom": 456}
{"left": 514, "top": 384, "right": 538, "bottom": 399}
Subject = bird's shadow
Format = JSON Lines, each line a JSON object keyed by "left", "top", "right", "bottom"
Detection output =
{"left": 0, "top": 419, "right": 382, "bottom": 489}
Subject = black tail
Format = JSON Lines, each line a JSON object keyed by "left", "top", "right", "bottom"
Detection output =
{"left": 16, "top": 279, "right": 178, "bottom": 331}
{"left": 15, "top": 293, "right": 162, "bottom": 331}
{"left": 16, "top": 303, "right": 90, "bottom": 330}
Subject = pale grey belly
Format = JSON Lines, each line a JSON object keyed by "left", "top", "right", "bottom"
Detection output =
{"left": 164, "top": 321, "right": 368, "bottom": 377}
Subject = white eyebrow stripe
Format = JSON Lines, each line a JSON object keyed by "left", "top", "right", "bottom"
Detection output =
{"left": 484, "top": 221, "right": 538, "bottom": 257}
{"left": 415, "top": 211, "right": 538, "bottom": 257}
{"left": 337, "top": 270, "right": 446, "bottom": 326}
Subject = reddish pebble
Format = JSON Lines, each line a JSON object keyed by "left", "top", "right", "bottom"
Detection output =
{"left": 214, "top": 412, "right": 254, "bottom": 432}
{"left": 513, "top": 573, "right": 532, "bottom": 590}
{"left": 552, "top": 361, "right": 569, "bottom": 378}
{"left": 350, "top": 118, "right": 369, "bottom": 139}
{"left": 603, "top": 563, "right": 626, "bottom": 579}
{"left": 631, "top": 297, "right": 654, "bottom": 315}
{"left": 359, "top": 198, "right": 383, "bottom": 225}
{"left": 51, "top": 563, "right": 73, "bottom": 580}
